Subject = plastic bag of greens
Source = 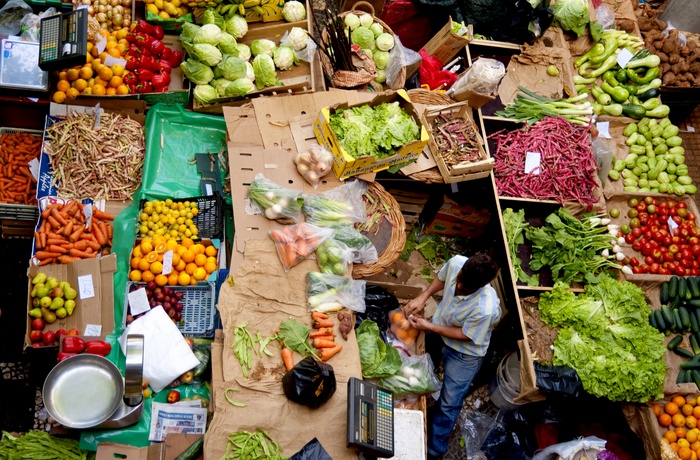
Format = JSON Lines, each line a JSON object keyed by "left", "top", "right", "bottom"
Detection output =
{"left": 280, "top": 27, "right": 317, "bottom": 62}
{"left": 327, "top": 224, "right": 377, "bottom": 264}
{"left": 0, "top": 0, "right": 32, "bottom": 35}
{"left": 306, "top": 271, "right": 366, "bottom": 313}
{"left": 245, "top": 173, "right": 305, "bottom": 223}
{"left": 269, "top": 223, "right": 334, "bottom": 272}
{"left": 378, "top": 353, "right": 440, "bottom": 398}
{"left": 302, "top": 179, "right": 367, "bottom": 226}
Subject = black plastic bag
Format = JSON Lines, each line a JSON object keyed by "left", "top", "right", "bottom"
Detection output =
{"left": 282, "top": 357, "right": 336, "bottom": 409}
{"left": 355, "top": 285, "right": 399, "bottom": 341}
{"left": 290, "top": 438, "right": 333, "bottom": 460}
{"left": 534, "top": 362, "right": 583, "bottom": 398}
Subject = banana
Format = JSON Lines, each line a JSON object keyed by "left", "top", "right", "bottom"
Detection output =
{"left": 251, "top": 5, "right": 263, "bottom": 14}
{"left": 193, "top": 6, "right": 206, "bottom": 15}
{"left": 207, "top": 1, "right": 216, "bottom": 6}
{"left": 238, "top": 3, "right": 245, "bottom": 14}
{"left": 242, "top": 0, "right": 259, "bottom": 8}
{"left": 220, "top": 4, "right": 232, "bottom": 14}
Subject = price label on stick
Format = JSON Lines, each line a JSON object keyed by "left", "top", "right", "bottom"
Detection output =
{"left": 668, "top": 216, "right": 679, "bottom": 236}
{"left": 162, "top": 250, "right": 173, "bottom": 275}
{"left": 78, "top": 275, "right": 94, "bottom": 299}
{"left": 525, "top": 152, "right": 541, "bottom": 175}
{"left": 617, "top": 49, "right": 634, "bottom": 69}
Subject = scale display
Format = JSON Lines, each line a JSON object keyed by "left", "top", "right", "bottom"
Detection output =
{"left": 347, "top": 377, "right": 394, "bottom": 458}
{"left": 38, "top": 9, "right": 88, "bottom": 71}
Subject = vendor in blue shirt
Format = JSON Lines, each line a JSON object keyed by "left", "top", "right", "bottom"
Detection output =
{"left": 404, "top": 252, "right": 501, "bottom": 460}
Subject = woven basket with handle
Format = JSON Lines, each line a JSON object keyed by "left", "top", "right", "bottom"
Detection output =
{"left": 322, "top": 1, "right": 406, "bottom": 90}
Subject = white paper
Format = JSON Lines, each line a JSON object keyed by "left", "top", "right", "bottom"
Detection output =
{"left": 596, "top": 121, "right": 611, "bottom": 139}
{"left": 118, "top": 306, "right": 200, "bottom": 392}
{"left": 77, "top": 275, "right": 95, "bottom": 299}
{"left": 162, "top": 250, "right": 173, "bottom": 276}
{"left": 103, "top": 55, "right": 127, "bottom": 68}
{"left": 616, "top": 48, "right": 634, "bottom": 68}
{"left": 688, "top": 126, "right": 696, "bottom": 133}
{"left": 205, "top": 183, "right": 213, "bottom": 196}
{"left": 128, "top": 288, "right": 151, "bottom": 316}
{"left": 450, "top": 183, "right": 458, "bottom": 193}
{"left": 27, "top": 97, "right": 39, "bottom": 102}
{"left": 28, "top": 158, "right": 40, "bottom": 182}
{"left": 96, "top": 35, "right": 107, "bottom": 54}
{"left": 84, "top": 203, "right": 93, "bottom": 229}
{"left": 149, "top": 402, "right": 207, "bottom": 442}
{"left": 525, "top": 152, "right": 541, "bottom": 175}
{"left": 668, "top": 216, "right": 679, "bottom": 236}
{"left": 84, "top": 324, "right": 102, "bottom": 336}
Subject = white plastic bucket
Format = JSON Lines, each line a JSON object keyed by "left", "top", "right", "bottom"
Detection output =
{"left": 488, "top": 352, "right": 525, "bottom": 411}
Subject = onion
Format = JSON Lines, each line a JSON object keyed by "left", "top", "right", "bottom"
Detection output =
{"left": 315, "top": 161, "right": 329, "bottom": 173}
{"left": 601, "top": 249, "right": 610, "bottom": 257}
{"left": 88, "top": 5, "right": 95, "bottom": 14}
{"left": 113, "top": 14, "right": 123, "bottom": 25}
{"left": 276, "top": 197, "right": 289, "bottom": 208}
{"left": 297, "top": 163, "right": 309, "bottom": 174}
{"left": 617, "top": 237, "right": 626, "bottom": 245}
{"left": 613, "top": 245, "right": 622, "bottom": 253}
{"left": 299, "top": 151, "right": 311, "bottom": 164}
{"left": 272, "top": 204, "right": 283, "bottom": 215}
{"left": 264, "top": 191, "right": 275, "bottom": 201}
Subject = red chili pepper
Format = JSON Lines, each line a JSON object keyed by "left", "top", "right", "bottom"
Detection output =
{"left": 85, "top": 340, "right": 112, "bottom": 357}
{"left": 57, "top": 352, "right": 78, "bottom": 363}
{"left": 161, "top": 47, "right": 172, "bottom": 61}
{"left": 134, "top": 19, "right": 154, "bottom": 36}
{"left": 62, "top": 336, "right": 86, "bottom": 353}
{"left": 152, "top": 72, "right": 169, "bottom": 89}
{"left": 166, "top": 390, "right": 180, "bottom": 403}
{"left": 137, "top": 68, "right": 154, "bottom": 82}
{"left": 157, "top": 59, "right": 172, "bottom": 74}
{"left": 125, "top": 55, "right": 139, "bottom": 71}
{"left": 168, "top": 50, "right": 183, "bottom": 68}
{"left": 152, "top": 25, "right": 164, "bottom": 40}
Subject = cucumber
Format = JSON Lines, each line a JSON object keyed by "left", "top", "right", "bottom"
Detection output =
{"left": 680, "top": 277, "right": 688, "bottom": 300}
{"left": 681, "top": 354, "right": 700, "bottom": 369}
{"left": 662, "top": 305, "right": 675, "bottom": 326}
{"left": 673, "top": 346, "right": 695, "bottom": 359}
{"left": 690, "top": 277, "right": 700, "bottom": 298}
{"left": 661, "top": 282, "right": 669, "bottom": 304}
{"left": 174, "top": 436, "right": 204, "bottom": 460}
{"left": 674, "top": 309, "right": 685, "bottom": 331}
{"left": 690, "top": 309, "right": 699, "bottom": 333}
{"left": 689, "top": 299, "right": 700, "bottom": 308}
{"left": 691, "top": 334, "right": 700, "bottom": 355}
{"left": 668, "top": 334, "right": 685, "bottom": 350}
{"left": 680, "top": 306, "right": 691, "bottom": 329}
{"left": 650, "top": 311, "right": 659, "bottom": 330}
{"left": 692, "top": 370, "right": 700, "bottom": 389}
{"left": 655, "top": 309, "right": 667, "bottom": 332}
{"left": 671, "top": 295, "right": 681, "bottom": 310}
{"left": 670, "top": 276, "right": 679, "bottom": 299}
{"left": 678, "top": 370, "right": 690, "bottom": 384}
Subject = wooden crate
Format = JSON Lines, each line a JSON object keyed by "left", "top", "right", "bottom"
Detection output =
{"left": 383, "top": 188, "right": 428, "bottom": 230}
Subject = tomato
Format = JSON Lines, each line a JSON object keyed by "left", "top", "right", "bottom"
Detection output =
{"left": 667, "top": 262, "right": 677, "bottom": 272}
{"left": 653, "top": 249, "right": 663, "bottom": 260}
{"left": 682, "top": 248, "right": 693, "bottom": 259}
{"left": 681, "top": 259, "right": 692, "bottom": 269}
{"left": 625, "top": 233, "right": 636, "bottom": 244}
{"left": 692, "top": 227, "right": 700, "bottom": 237}
{"left": 647, "top": 204, "right": 658, "bottom": 214}
{"left": 692, "top": 245, "right": 700, "bottom": 256}
{"left": 628, "top": 209, "right": 639, "bottom": 219}
{"left": 675, "top": 252, "right": 683, "bottom": 261}
{"left": 664, "top": 252, "right": 676, "bottom": 262}
{"left": 644, "top": 230, "right": 653, "bottom": 240}
{"left": 659, "top": 268, "right": 670, "bottom": 275}
{"left": 650, "top": 263, "right": 660, "bottom": 274}
{"left": 693, "top": 260, "right": 700, "bottom": 269}
{"left": 637, "top": 202, "right": 647, "bottom": 213}
{"left": 642, "top": 243, "right": 653, "bottom": 256}
{"left": 628, "top": 198, "right": 639, "bottom": 207}
{"left": 629, "top": 257, "right": 640, "bottom": 267}
{"left": 678, "top": 208, "right": 688, "bottom": 218}
{"left": 644, "top": 196, "right": 654, "bottom": 205}
{"left": 672, "top": 236, "right": 682, "bottom": 245}
{"left": 663, "top": 236, "right": 673, "bottom": 246}
{"left": 632, "top": 241, "right": 642, "bottom": 251}
{"left": 639, "top": 214, "right": 650, "bottom": 226}
{"left": 673, "top": 216, "right": 683, "bottom": 225}
{"left": 678, "top": 202, "right": 688, "bottom": 209}
{"left": 641, "top": 264, "right": 650, "bottom": 273}
{"left": 632, "top": 227, "right": 643, "bottom": 238}
{"left": 659, "top": 201, "right": 669, "bottom": 209}
{"left": 690, "top": 237, "right": 700, "bottom": 245}
{"left": 680, "top": 228, "right": 690, "bottom": 238}
{"left": 687, "top": 212, "right": 696, "bottom": 222}
{"left": 645, "top": 256, "right": 655, "bottom": 265}
{"left": 669, "top": 244, "right": 680, "bottom": 254}
{"left": 691, "top": 268, "right": 700, "bottom": 277}
{"left": 652, "top": 231, "right": 663, "bottom": 243}
{"left": 632, "top": 266, "right": 642, "bottom": 274}
{"left": 630, "top": 218, "right": 641, "bottom": 228}
{"left": 670, "top": 207, "right": 678, "bottom": 216}
{"left": 677, "top": 266, "right": 687, "bottom": 276}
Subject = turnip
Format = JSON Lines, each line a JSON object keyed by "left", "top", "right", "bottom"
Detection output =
{"left": 264, "top": 191, "right": 275, "bottom": 201}
{"left": 615, "top": 252, "right": 626, "bottom": 261}
{"left": 264, "top": 207, "right": 279, "bottom": 219}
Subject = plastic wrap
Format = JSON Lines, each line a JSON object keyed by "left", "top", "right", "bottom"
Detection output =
{"left": 386, "top": 34, "right": 421, "bottom": 88}
{"left": 388, "top": 309, "right": 419, "bottom": 347}
{"left": 269, "top": 223, "right": 334, "bottom": 272}
{"left": 19, "top": 8, "right": 57, "bottom": 42}
{"left": 450, "top": 58, "right": 506, "bottom": 96}
{"left": 594, "top": 5, "right": 615, "bottom": 30}
{"left": 303, "top": 179, "right": 367, "bottom": 226}
{"left": 378, "top": 353, "right": 440, "bottom": 398}
{"left": 306, "top": 271, "right": 366, "bottom": 313}
{"left": 315, "top": 238, "right": 354, "bottom": 276}
{"left": 327, "top": 223, "right": 377, "bottom": 264}
{"left": 592, "top": 138, "right": 614, "bottom": 186}
{"left": 355, "top": 285, "right": 399, "bottom": 341}
{"left": 460, "top": 410, "right": 495, "bottom": 460}
{"left": 0, "top": 0, "right": 32, "bottom": 35}
{"left": 245, "top": 173, "right": 304, "bottom": 223}
{"left": 293, "top": 143, "right": 333, "bottom": 188}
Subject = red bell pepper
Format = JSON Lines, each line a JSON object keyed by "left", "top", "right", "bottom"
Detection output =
{"left": 137, "top": 81, "right": 153, "bottom": 93}
{"left": 123, "top": 72, "right": 138, "bottom": 85}
{"left": 161, "top": 47, "right": 172, "bottom": 61}
{"left": 62, "top": 336, "right": 86, "bottom": 353}
{"left": 152, "top": 72, "right": 170, "bottom": 89}
{"left": 128, "top": 83, "right": 137, "bottom": 93}
{"left": 149, "top": 38, "right": 165, "bottom": 56}
{"left": 133, "top": 32, "right": 153, "bottom": 51}
{"left": 137, "top": 68, "right": 154, "bottom": 82}
{"left": 139, "top": 55, "right": 157, "bottom": 72}
{"left": 128, "top": 44, "right": 141, "bottom": 57}
{"left": 157, "top": 59, "right": 172, "bottom": 74}
{"left": 57, "top": 352, "right": 78, "bottom": 363}
{"left": 133, "top": 19, "right": 154, "bottom": 36}
{"left": 125, "top": 55, "right": 139, "bottom": 71}
{"left": 152, "top": 25, "right": 164, "bottom": 40}
{"left": 154, "top": 85, "right": 169, "bottom": 93}
{"left": 85, "top": 340, "right": 112, "bottom": 357}
{"left": 168, "top": 50, "right": 183, "bottom": 68}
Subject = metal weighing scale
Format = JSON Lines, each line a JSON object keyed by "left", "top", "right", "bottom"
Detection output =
{"left": 0, "top": 39, "right": 49, "bottom": 92}
{"left": 347, "top": 377, "right": 395, "bottom": 458}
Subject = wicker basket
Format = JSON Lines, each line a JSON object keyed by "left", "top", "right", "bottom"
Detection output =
{"left": 324, "top": 1, "right": 406, "bottom": 90}
{"left": 406, "top": 88, "right": 455, "bottom": 106}
{"left": 352, "top": 181, "right": 406, "bottom": 278}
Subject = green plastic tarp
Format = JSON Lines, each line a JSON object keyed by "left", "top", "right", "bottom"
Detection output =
{"left": 80, "top": 103, "right": 227, "bottom": 451}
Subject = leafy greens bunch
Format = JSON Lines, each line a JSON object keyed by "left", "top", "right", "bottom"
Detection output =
{"left": 502, "top": 208, "right": 539, "bottom": 286}
{"left": 539, "top": 278, "right": 666, "bottom": 402}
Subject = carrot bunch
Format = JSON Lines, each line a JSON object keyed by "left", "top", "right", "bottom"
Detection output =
{"left": 310, "top": 311, "right": 342, "bottom": 362}
{"left": 34, "top": 200, "right": 115, "bottom": 265}
{"left": 0, "top": 131, "right": 41, "bottom": 205}
{"left": 269, "top": 222, "right": 327, "bottom": 271}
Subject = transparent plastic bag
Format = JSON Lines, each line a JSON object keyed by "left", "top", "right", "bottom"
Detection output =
{"left": 591, "top": 138, "right": 614, "bottom": 186}
{"left": 378, "top": 353, "right": 440, "bottom": 398}
{"left": 460, "top": 411, "right": 495, "bottom": 460}
{"left": 294, "top": 143, "right": 334, "bottom": 188}
{"left": 270, "top": 223, "right": 334, "bottom": 272}
{"left": 280, "top": 29, "right": 317, "bottom": 63}
{"left": 328, "top": 223, "right": 378, "bottom": 264}
{"left": 388, "top": 309, "right": 419, "bottom": 346}
{"left": 303, "top": 179, "right": 368, "bottom": 226}
{"left": 531, "top": 436, "right": 606, "bottom": 460}
{"left": 245, "top": 173, "right": 304, "bottom": 223}
{"left": 0, "top": 0, "right": 32, "bottom": 35}
{"left": 386, "top": 34, "right": 421, "bottom": 89}
{"left": 315, "top": 238, "right": 353, "bottom": 276}
{"left": 450, "top": 58, "right": 506, "bottom": 96}
{"left": 663, "top": 21, "right": 687, "bottom": 46}
{"left": 306, "top": 271, "right": 366, "bottom": 313}
{"left": 594, "top": 5, "right": 615, "bottom": 30}
{"left": 19, "top": 7, "right": 57, "bottom": 42}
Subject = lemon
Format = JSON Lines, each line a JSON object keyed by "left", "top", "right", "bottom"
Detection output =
{"left": 146, "top": 3, "right": 159, "bottom": 13}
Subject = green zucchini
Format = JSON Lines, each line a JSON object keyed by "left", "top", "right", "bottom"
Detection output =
{"left": 674, "top": 309, "right": 685, "bottom": 331}
{"left": 678, "top": 370, "right": 689, "bottom": 384}
{"left": 689, "top": 277, "right": 700, "bottom": 298}
{"left": 621, "top": 104, "right": 647, "bottom": 120}
{"left": 691, "top": 334, "right": 700, "bottom": 355}
{"left": 637, "top": 88, "right": 660, "bottom": 101}
{"left": 661, "top": 282, "right": 669, "bottom": 304}
{"left": 680, "top": 277, "right": 688, "bottom": 300}
{"left": 681, "top": 354, "right": 700, "bottom": 369}
{"left": 680, "top": 306, "right": 691, "bottom": 329}
{"left": 690, "top": 309, "right": 699, "bottom": 333}
{"left": 174, "top": 436, "right": 204, "bottom": 460}
{"left": 668, "top": 334, "right": 685, "bottom": 350}
{"left": 673, "top": 346, "right": 695, "bottom": 359}
{"left": 670, "top": 276, "right": 679, "bottom": 299}
{"left": 656, "top": 309, "right": 667, "bottom": 332}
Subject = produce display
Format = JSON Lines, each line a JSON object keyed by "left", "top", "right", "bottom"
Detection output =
{"left": 430, "top": 111, "right": 484, "bottom": 167}
{"left": 125, "top": 283, "right": 186, "bottom": 324}
{"left": 137, "top": 198, "right": 201, "bottom": 239}
{"left": 34, "top": 201, "right": 115, "bottom": 265}
{"left": 388, "top": 310, "right": 418, "bottom": 345}
{"left": 308, "top": 311, "right": 342, "bottom": 362}
{"left": 493, "top": 117, "right": 600, "bottom": 205}
{"left": 539, "top": 278, "right": 666, "bottom": 402}
{"left": 306, "top": 271, "right": 365, "bottom": 313}
{"left": 494, "top": 86, "right": 593, "bottom": 125}
{"left": 342, "top": 12, "right": 396, "bottom": 84}
{"left": 0, "top": 131, "right": 40, "bottom": 206}
{"left": 653, "top": 395, "right": 700, "bottom": 460}
{"left": 144, "top": 0, "right": 191, "bottom": 19}
{"left": 502, "top": 208, "right": 540, "bottom": 286}
{"left": 128, "top": 236, "right": 219, "bottom": 285}
{"left": 28, "top": 273, "right": 78, "bottom": 327}
{"left": 608, "top": 117, "right": 695, "bottom": 196}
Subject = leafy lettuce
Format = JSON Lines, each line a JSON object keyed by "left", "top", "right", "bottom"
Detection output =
{"left": 552, "top": 0, "right": 590, "bottom": 37}
{"left": 356, "top": 320, "right": 402, "bottom": 378}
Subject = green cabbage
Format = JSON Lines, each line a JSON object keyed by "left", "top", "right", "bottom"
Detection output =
{"left": 217, "top": 32, "right": 237, "bottom": 55}
{"left": 234, "top": 43, "right": 251, "bottom": 61}
{"left": 344, "top": 13, "right": 360, "bottom": 31}
{"left": 225, "top": 14, "right": 248, "bottom": 39}
{"left": 225, "top": 78, "right": 256, "bottom": 97}
{"left": 192, "top": 43, "right": 222, "bottom": 66}
{"left": 245, "top": 61, "right": 255, "bottom": 80}
{"left": 273, "top": 45, "right": 298, "bottom": 70}
{"left": 193, "top": 84, "right": 219, "bottom": 105}
{"left": 202, "top": 8, "right": 225, "bottom": 30}
{"left": 287, "top": 26, "right": 308, "bottom": 51}
{"left": 180, "top": 59, "right": 214, "bottom": 85}
{"left": 359, "top": 13, "right": 373, "bottom": 28}
{"left": 181, "top": 22, "right": 200, "bottom": 40}
{"left": 281, "top": 0, "right": 305, "bottom": 22}
{"left": 552, "top": 0, "right": 590, "bottom": 37}
{"left": 218, "top": 56, "right": 248, "bottom": 80}
{"left": 356, "top": 320, "right": 402, "bottom": 379}
{"left": 369, "top": 22, "right": 383, "bottom": 38}
{"left": 375, "top": 32, "right": 394, "bottom": 51}
{"left": 193, "top": 23, "right": 222, "bottom": 46}
{"left": 351, "top": 26, "right": 375, "bottom": 50}
{"left": 214, "top": 78, "right": 234, "bottom": 96}
{"left": 374, "top": 69, "right": 386, "bottom": 83}
{"left": 250, "top": 39, "right": 276, "bottom": 57}
{"left": 373, "top": 50, "right": 389, "bottom": 69}
{"left": 252, "top": 54, "right": 282, "bottom": 89}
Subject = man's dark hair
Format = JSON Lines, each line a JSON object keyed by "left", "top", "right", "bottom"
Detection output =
{"left": 459, "top": 252, "right": 499, "bottom": 291}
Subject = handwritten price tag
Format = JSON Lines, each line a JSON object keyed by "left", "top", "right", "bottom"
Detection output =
{"left": 617, "top": 49, "right": 634, "bottom": 69}
{"left": 525, "top": 152, "right": 541, "bottom": 175}
{"left": 668, "top": 216, "right": 679, "bottom": 236}
{"left": 162, "top": 250, "right": 173, "bottom": 276}
{"left": 596, "top": 121, "right": 611, "bottom": 139}
{"left": 84, "top": 324, "right": 102, "bottom": 336}
{"left": 128, "top": 288, "right": 151, "bottom": 316}
{"left": 77, "top": 275, "right": 94, "bottom": 300}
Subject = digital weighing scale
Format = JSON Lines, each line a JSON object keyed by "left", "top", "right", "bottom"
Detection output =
{"left": 0, "top": 39, "right": 49, "bottom": 92}
{"left": 38, "top": 9, "right": 88, "bottom": 72}
{"left": 347, "top": 377, "right": 395, "bottom": 458}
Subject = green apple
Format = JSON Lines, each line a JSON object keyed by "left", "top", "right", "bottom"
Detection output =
{"left": 50, "top": 297, "right": 64, "bottom": 311}
{"left": 40, "top": 296, "right": 52, "bottom": 309}
{"left": 45, "top": 277, "right": 59, "bottom": 290}
{"left": 64, "top": 300, "right": 76, "bottom": 316}
{"left": 55, "top": 307, "right": 67, "bottom": 319}
{"left": 64, "top": 287, "right": 77, "bottom": 301}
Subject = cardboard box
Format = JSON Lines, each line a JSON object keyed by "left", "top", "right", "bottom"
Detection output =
{"left": 423, "top": 102, "right": 493, "bottom": 184}
{"left": 426, "top": 196, "right": 490, "bottom": 237}
{"left": 95, "top": 434, "right": 204, "bottom": 460}
{"left": 422, "top": 17, "right": 471, "bottom": 67}
{"left": 313, "top": 90, "right": 430, "bottom": 180}
{"left": 25, "top": 254, "right": 117, "bottom": 348}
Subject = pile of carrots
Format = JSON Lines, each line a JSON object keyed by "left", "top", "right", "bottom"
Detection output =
{"left": 0, "top": 131, "right": 41, "bottom": 205}
{"left": 269, "top": 223, "right": 325, "bottom": 271}
{"left": 280, "top": 311, "right": 344, "bottom": 372}
{"left": 34, "top": 200, "right": 115, "bottom": 265}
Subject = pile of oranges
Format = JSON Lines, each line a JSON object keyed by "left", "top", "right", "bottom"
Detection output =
{"left": 655, "top": 395, "right": 700, "bottom": 459}
{"left": 52, "top": 29, "right": 132, "bottom": 103}
{"left": 129, "top": 236, "right": 218, "bottom": 287}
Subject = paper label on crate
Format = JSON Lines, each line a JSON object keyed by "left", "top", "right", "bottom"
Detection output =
{"left": 128, "top": 288, "right": 151, "bottom": 316}
{"left": 104, "top": 55, "right": 127, "bottom": 69}
{"left": 668, "top": 216, "right": 679, "bottom": 236}
{"left": 205, "top": 183, "right": 213, "bottom": 196}
{"left": 77, "top": 275, "right": 95, "bottom": 300}
{"left": 596, "top": 121, "right": 611, "bottom": 139}
{"left": 28, "top": 158, "right": 40, "bottom": 182}
{"left": 616, "top": 49, "right": 634, "bottom": 69}
{"left": 162, "top": 250, "right": 173, "bottom": 276}
{"left": 84, "top": 324, "right": 102, "bottom": 336}
{"left": 688, "top": 126, "right": 696, "bottom": 132}
{"left": 83, "top": 203, "right": 93, "bottom": 229}
{"left": 524, "top": 152, "right": 541, "bottom": 175}
{"left": 77, "top": 4, "right": 88, "bottom": 9}
{"left": 27, "top": 97, "right": 38, "bottom": 102}
{"left": 450, "top": 183, "right": 459, "bottom": 193}
{"left": 96, "top": 35, "right": 107, "bottom": 54}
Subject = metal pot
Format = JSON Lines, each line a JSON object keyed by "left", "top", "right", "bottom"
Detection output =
{"left": 43, "top": 334, "right": 144, "bottom": 429}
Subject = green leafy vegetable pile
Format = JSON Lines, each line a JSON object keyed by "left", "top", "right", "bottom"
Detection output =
{"left": 502, "top": 208, "right": 539, "bottom": 286}
{"left": 356, "top": 320, "right": 402, "bottom": 378}
{"left": 329, "top": 102, "right": 420, "bottom": 159}
{"left": 539, "top": 278, "right": 666, "bottom": 402}
{"left": 279, "top": 319, "right": 319, "bottom": 360}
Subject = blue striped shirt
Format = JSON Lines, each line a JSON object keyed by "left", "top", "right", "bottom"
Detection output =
{"left": 431, "top": 255, "right": 502, "bottom": 357}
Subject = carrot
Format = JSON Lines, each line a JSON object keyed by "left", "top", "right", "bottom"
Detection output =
{"left": 47, "top": 245, "right": 68, "bottom": 254}
{"left": 40, "top": 205, "right": 54, "bottom": 219}
{"left": 319, "top": 344, "right": 342, "bottom": 362}
{"left": 309, "top": 328, "right": 334, "bottom": 338}
{"left": 38, "top": 257, "right": 56, "bottom": 266}
{"left": 281, "top": 347, "right": 294, "bottom": 371}
{"left": 69, "top": 224, "right": 84, "bottom": 242}
{"left": 61, "top": 220, "right": 74, "bottom": 238}
{"left": 34, "top": 232, "right": 42, "bottom": 249}
{"left": 57, "top": 255, "right": 81, "bottom": 264}
{"left": 269, "top": 229, "right": 287, "bottom": 243}
{"left": 47, "top": 215, "right": 61, "bottom": 229}
{"left": 50, "top": 207, "right": 67, "bottom": 227}
{"left": 93, "top": 209, "right": 115, "bottom": 221}
{"left": 311, "top": 312, "right": 329, "bottom": 320}
{"left": 46, "top": 238, "right": 67, "bottom": 246}
{"left": 92, "top": 222, "right": 108, "bottom": 246}
{"left": 106, "top": 222, "right": 113, "bottom": 240}
{"left": 62, "top": 200, "right": 77, "bottom": 216}
{"left": 69, "top": 248, "right": 96, "bottom": 259}
{"left": 73, "top": 240, "right": 87, "bottom": 251}
{"left": 312, "top": 319, "right": 334, "bottom": 329}
{"left": 313, "top": 338, "right": 337, "bottom": 349}
{"left": 34, "top": 251, "right": 62, "bottom": 259}
{"left": 86, "top": 240, "right": 101, "bottom": 251}
{"left": 40, "top": 232, "right": 47, "bottom": 250}
{"left": 98, "top": 221, "right": 110, "bottom": 246}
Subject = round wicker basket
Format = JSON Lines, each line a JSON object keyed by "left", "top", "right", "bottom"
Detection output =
{"left": 327, "top": 1, "right": 406, "bottom": 90}
{"left": 352, "top": 181, "right": 406, "bottom": 278}
{"left": 406, "top": 88, "right": 455, "bottom": 106}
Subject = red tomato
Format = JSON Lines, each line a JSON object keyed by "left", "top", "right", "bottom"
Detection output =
{"left": 645, "top": 256, "right": 655, "bottom": 265}
{"left": 687, "top": 212, "right": 696, "bottom": 222}
{"left": 659, "top": 268, "right": 670, "bottom": 275}
{"left": 680, "top": 259, "right": 692, "bottom": 268}
{"left": 672, "top": 236, "right": 682, "bottom": 245}
{"left": 659, "top": 208, "right": 669, "bottom": 218}
{"left": 653, "top": 249, "right": 662, "bottom": 260}
{"left": 653, "top": 231, "right": 664, "bottom": 243}
{"left": 659, "top": 201, "right": 669, "bottom": 209}
{"left": 641, "top": 264, "right": 651, "bottom": 273}
{"left": 632, "top": 241, "right": 642, "bottom": 252}
{"left": 692, "top": 245, "right": 700, "bottom": 256}
{"left": 650, "top": 263, "right": 660, "bottom": 274}
{"left": 629, "top": 257, "right": 640, "bottom": 267}
{"left": 637, "top": 202, "right": 647, "bottom": 213}
{"left": 678, "top": 202, "right": 688, "bottom": 209}
{"left": 625, "top": 233, "right": 636, "bottom": 244}
{"left": 682, "top": 249, "right": 693, "bottom": 260}
{"left": 632, "top": 266, "right": 642, "bottom": 274}
{"left": 669, "top": 244, "right": 680, "bottom": 254}
{"left": 663, "top": 236, "right": 673, "bottom": 246}
{"left": 650, "top": 240, "right": 660, "bottom": 249}
{"left": 667, "top": 262, "right": 677, "bottom": 272}
{"left": 677, "top": 266, "right": 687, "bottom": 276}
{"left": 673, "top": 216, "right": 683, "bottom": 225}
{"left": 664, "top": 252, "right": 676, "bottom": 262}
{"left": 640, "top": 214, "right": 650, "bottom": 226}
{"left": 690, "top": 237, "right": 700, "bottom": 245}
{"left": 691, "top": 268, "right": 700, "bottom": 276}
{"left": 670, "top": 207, "right": 678, "bottom": 216}
{"left": 632, "top": 228, "right": 643, "bottom": 238}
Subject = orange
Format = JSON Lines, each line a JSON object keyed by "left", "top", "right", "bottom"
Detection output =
{"left": 92, "top": 59, "right": 103, "bottom": 71}
{"left": 116, "top": 84, "right": 129, "bottom": 95}
{"left": 661, "top": 414, "right": 674, "bottom": 427}
{"left": 175, "top": 260, "right": 186, "bottom": 272}
{"left": 107, "top": 47, "right": 121, "bottom": 58}
{"left": 99, "top": 28, "right": 110, "bottom": 37}
{"left": 133, "top": 246, "right": 143, "bottom": 258}
{"left": 99, "top": 51, "right": 109, "bottom": 63}
{"left": 155, "top": 242, "right": 167, "bottom": 254}
{"left": 57, "top": 79, "right": 71, "bottom": 92}
{"left": 141, "top": 239, "right": 154, "bottom": 253}
{"left": 681, "top": 447, "right": 693, "bottom": 460}
{"left": 177, "top": 245, "right": 187, "bottom": 256}
{"left": 192, "top": 243, "right": 205, "bottom": 255}
{"left": 130, "top": 257, "right": 142, "bottom": 269}
{"left": 109, "top": 75, "right": 123, "bottom": 88}
{"left": 689, "top": 397, "right": 698, "bottom": 407}
{"left": 677, "top": 426, "right": 688, "bottom": 439}
{"left": 98, "top": 66, "right": 113, "bottom": 81}
{"left": 155, "top": 274, "right": 168, "bottom": 286}
{"left": 171, "top": 253, "right": 181, "bottom": 266}
{"left": 684, "top": 405, "right": 696, "bottom": 417}
{"left": 92, "top": 85, "right": 106, "bottom": 96}
{"left": 193, "top": 267, "right": 207, "bottom": 281}
{"left": 52, "top": 91, "right": 67, "bottom": 104}
{"left": 194, "top": 253, "right": 207, "bottom": 267}
{"left": 157, "top": 253, "right": 164, "bottom": 262}
{"left": 204, "top": 261, "right": 217, "bottom": 274}
{"left": 178, "top": 272, "right": 191, "bottom": 286}
{"left": 82, "top": 87, "right": 92, "bottom": 95}
{"left": 66, "top": 68, "right": 80, "bottom": 81}
{"left": 688, "top": 429, "right": 700, "bottom": 444}
{"left": 688, "top": 416, "right": 698, "bottom": 430}
{"left": 666, "top": 430, "right": 679, "bottom": 443}
{"left": 693, "top": 407, "right": 700, "bottom": 419}
{"left": 150, "top": 261, "right": 163, "bottom": 275}
{"left": 676, "top": 396, "right": 688, "bottom": 408}
{"left": 129, "top": 270, "right": 142, "bottom": 282}
{"left": 79, "top": 66, "right": 93, "bottom": 79}
{"left": 106, "top": 87, "right": 117, "bottom": 96}
{"left": 190, "top": 278, "right": 198, "bottom": 285}
{"left": 672, "top": 443, "right": 680, "bottom": 454}
{"left": 181, "top": 237, "right": 194, "bottom": 248}
{"left": 185, "top": 263, "right": 197, "bottom": 276}
{"left": 181, "top": 250, "right": 195, "bottom": 263}
{"left": 145, "top": 251, "right": 159, "bottom": 263}
{"left": 73, "top": 78, "right": 88, "bottom": 92}
{"left": 681, "top": 439, "right": 692, "bottom": 449}
{"left": 655, "top": 404, "right": 665, "bottom": 417}
{"left": 142, "top": 271, "right": 155, "bottom": 283}
{"left": 205, "top": 245, "right": 217, "bottom": 257}
{"left": 66, "top": 87, "right": 80, "bottom": 99}
{"left": 693, "top": 441, "right": 700, "bottom": 451}
{"left": 692, "top": 451, "right": 697, "bottom": 460}
{"left": 111, "top": 63, "right": 125, "bottom": 77}
{"left": 667, "top": 402, "right": 681, "bottom": 416}
{"left": 58, "top": 71, "right": 68, "bottom": 80}
{"left": 168, "top": 273, "right": 179, "bottom": 285}
{"left": 675, "top": 414, "right": 688, "bottom": 428}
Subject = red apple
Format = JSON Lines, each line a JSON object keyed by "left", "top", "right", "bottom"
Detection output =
{"left": 55, "top": 329, "right": 67, "bottom": 341}
{"left": 42, "top": 330, "right": 56, "bottom": 345}
{"left": 29, "top": 330, "right": 43, "bottom": 343}
{"left": 32, "top": 342, "right": 44, "bottom": 348}
{"left": 31, "top": 318, "right": 46, "bottom": 331}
